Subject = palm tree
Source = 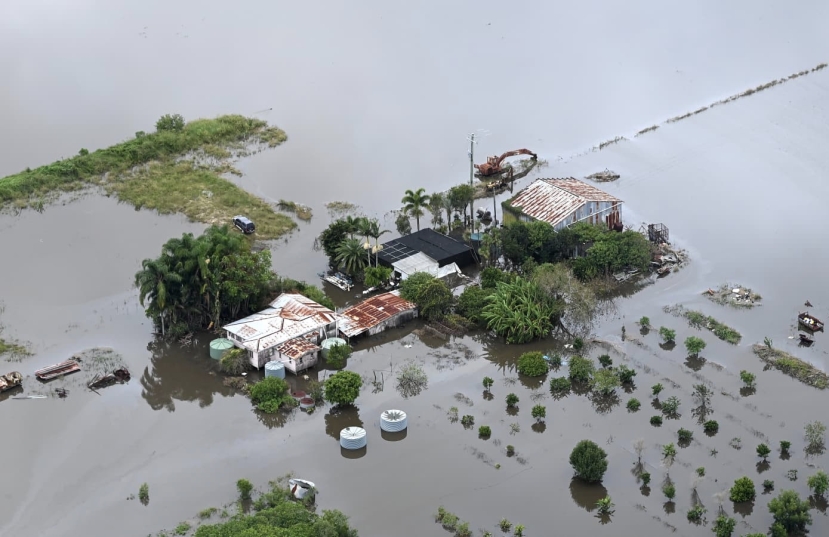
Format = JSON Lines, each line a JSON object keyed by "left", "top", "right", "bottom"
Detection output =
{"left": 368, "top": 218, "right": 391, "bottom": 266}
{"left": 335, "top": 238, "right": 369, "bottom": 275}
{"left": 401, "top": 188, "right": 430, "bottom": 231}
{"left": 342, "top": 216, "right": 363, "bottom": 239}
{"left": 135, "top": 258, "right": 181, "bottom": 336}
{"left": 355, "top": 217, "right": 373, "bottom": 267}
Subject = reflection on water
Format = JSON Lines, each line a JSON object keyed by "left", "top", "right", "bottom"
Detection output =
{"left": 324, "top": 406, "right": 364, "bottom": 440}
{"left": 341, "top": 446, "right": 367, "bottom": 460}
{"left": 140, "top": 338, "right": 234, "bottom": 411}
{"left": 569, "top": 478, "right": 608, "bottom": 512}
{"left": 589, "top": 392, "right": 620, "bottom": 415}
{"left": 732, "top": 500, "right": 754, "bottom": 518}
{"left": 381, "top": 429, "right": 407, "bottom": 442}
{"left": 685, "top": 356, "right": 706, "bottom": 372}
{"left": 256, "top": 407, "right": 297, "bottom": 430}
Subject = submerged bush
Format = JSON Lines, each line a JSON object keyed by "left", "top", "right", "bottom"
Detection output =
{"left": 569, "top": 440, "right": 608, "bottom": 483}
{"left": 517, "top": 351, "right": 548, "bottom": 377}
{"left": 729, "top": 477, "right": 756, "bottom": 502}
{"left": 626, "top": 398, "right": 641, "bottom": 412}
{"left": 568, "top": 356, "right": 595, "bottom": 383}
{"left": 478, "top": 425, "right": 492, "bottom": 438}
{"left": 550, "top": 376, "right": 571, "bottom": 392}
{"left": 250, "top": 377, "right": 292, "bottom": 413}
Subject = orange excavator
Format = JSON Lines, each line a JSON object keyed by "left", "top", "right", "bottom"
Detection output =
{"left": 475, "top": 148, "right": 537, "bottom": 177}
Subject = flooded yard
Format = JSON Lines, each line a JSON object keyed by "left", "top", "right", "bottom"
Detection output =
{"left": 2, "top": 1, "right": 829, "bottom": 536}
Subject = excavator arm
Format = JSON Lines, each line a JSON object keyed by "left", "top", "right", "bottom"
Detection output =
{"left": 474, "top": 148, "right": 537, "bottom": 176}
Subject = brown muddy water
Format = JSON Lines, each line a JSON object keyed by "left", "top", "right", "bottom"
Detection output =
{"left": 3, "top": 1, "right": 829, "bottom": 536}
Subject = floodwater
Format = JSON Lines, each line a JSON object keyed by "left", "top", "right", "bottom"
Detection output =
{"left": 2, "top": 1, "right": 829, "bottom": 536}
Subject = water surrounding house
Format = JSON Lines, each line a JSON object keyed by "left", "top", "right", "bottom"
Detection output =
{"left": 222, "top": 293, "right": 338, "bottom": 373}
{"left": 338, "top": 291, "right": 418, "bottom": 339}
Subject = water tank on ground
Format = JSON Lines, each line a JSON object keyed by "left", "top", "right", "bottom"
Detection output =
{"left": 320, "top": 337, "right": 347, "bottom": 359}
{"left": 209, "top": 338, "right": 235, "bottom": 360}
{"left": 265, "top": 361, "right": 286, "bottom": 379}
{"left": 340, "top": 427, "right": 367, "bottom": 450}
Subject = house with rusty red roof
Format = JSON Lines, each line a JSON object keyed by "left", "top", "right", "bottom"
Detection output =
{"left": 503, "top": 178, "right": 622, "bottom": 231}
{"left": 338, "top": 291, "right": 417, "bottom": 339}
{"left": 223, "top": 293, "right": 339, "bottom": 373}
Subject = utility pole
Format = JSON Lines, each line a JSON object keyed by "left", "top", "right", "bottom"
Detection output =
{"left": 467, "top": 133, "right": 477, "bottom": 233}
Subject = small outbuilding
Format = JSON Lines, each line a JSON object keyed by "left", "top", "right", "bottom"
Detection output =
{"left": 390, "top": 251, "right": 464, "bottom": 281}
{"left": 377, "top": 228, "right": 475, "bottom": 269}
{"left": 338, "top": 291, "right": 418, "bottom": 339}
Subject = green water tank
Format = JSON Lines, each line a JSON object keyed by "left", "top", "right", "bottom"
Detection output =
{"left": 209, "top": 338, "right": 236, "bottom": 360}
{"left": 320, "top": 337, "right": 347, "bottom": 359}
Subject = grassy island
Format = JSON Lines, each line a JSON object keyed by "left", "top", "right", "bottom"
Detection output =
{"left": 0, "top": 114, "right": 298, "bottom": 240}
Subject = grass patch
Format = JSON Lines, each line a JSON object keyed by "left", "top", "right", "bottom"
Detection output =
{"left": 752, "top": 344, "right": 829, "bottom": 389}
{"left": 664, "top": 304, "right": 742, "bottom": 344}
{"left": 107, "top": 160, "right": 295, "bottom": 240}
{"left": 0, "top": 338, "right": 30, "bottom": 360}
{"left": 277, "top": 199, "right": 312, "bottom": 221}
{"left": 0, "top": 114, "right": 297, "bottom": 240}
{"left": 173, "top": 521, "right": 191, "bottom": 535}
{"left": 197, "top": 507, "right": 218, "bottom": 520}
{"left": 325, "top": 201, "right": 357, "bottom": 211}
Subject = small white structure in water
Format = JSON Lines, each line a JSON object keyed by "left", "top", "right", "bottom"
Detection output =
{"left": 380, "top": 410, "right": 408, "bottom": 432}
{"left": 340, "top": 427, "right": 367, "bottom": 450}
{"left": 288, "top": 478, "right": 316, "bottom": 500}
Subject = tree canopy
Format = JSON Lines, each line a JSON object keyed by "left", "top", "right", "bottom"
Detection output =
{"left": 481, "top": 276, "right": 560, "bottom": 344}
{"left": 569, "top": 439, "right": 608, "bottom": 483}
{"left": 399, "top": 272, "right": 454, "bottom": 321}
{"left": 323, "top": 370, "right": 363, "bottom": 407}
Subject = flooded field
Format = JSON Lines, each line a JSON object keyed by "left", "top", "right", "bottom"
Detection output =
{"left": 2, "top": 1, "right": 829, "bottom": 536}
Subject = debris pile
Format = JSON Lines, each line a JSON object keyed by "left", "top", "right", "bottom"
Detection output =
{"left": 586, "top": 169, "right": 620, "bottom": 183}
{"left": 703, "top": 284, "right": 762, "bottom": 308}
{"left": 88, "top": 368, "right": 131, "bottom": 390}
{"left": 650, "top": 244, "right": 688, "bottom": 277}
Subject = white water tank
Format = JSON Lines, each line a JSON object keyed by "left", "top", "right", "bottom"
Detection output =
{"left": 340, "top": 427, "right": 367, "bottom": 450}
{"left": 264, "top": 361, "right": 285, "bottom": 379}
{"left": 380, "top": 410, "right": 408, "bottom": 432}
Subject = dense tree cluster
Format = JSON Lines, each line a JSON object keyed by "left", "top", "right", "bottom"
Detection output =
{"left": 495, "top": 221, "right": 652, "bottom": 280}
{"left": 399, "top": 272, "right": 454, "bottom": 321}
{"left": 319, "top": 216, "right": 390, "bottom": 277}
{"left": 135, "top": 225, "right": 332, "bottom": 337}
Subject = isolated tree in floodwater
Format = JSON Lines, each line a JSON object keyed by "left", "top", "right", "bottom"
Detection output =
{"left": 401, "top": 188, "right": 430, "bottom": 231}
{"left": 684, "top": 336, "right": 706, "bottom": 357}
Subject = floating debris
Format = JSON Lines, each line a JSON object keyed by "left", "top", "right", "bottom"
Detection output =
{"left": 703, "top": 284, "right": 762, "bottom": 308}
{"left": 35, "top": 360, "right": 81, "bottom": 381}
{"left": 586, "top": 169, "right": 620, "bottom": 182}
{"left": 88, "top": 368, "right": 131, "bottom": 390}
{"left": 12, "top": 395, "right": 47, "bottom": 400}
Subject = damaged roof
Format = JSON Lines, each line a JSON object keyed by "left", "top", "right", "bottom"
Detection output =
{"left": 277, "top": 337, "right": 321, "bottom": 360}
{"left": 223, "top": 293, "right": 337, "bottom": 352}
{"left": 507, "top": 178, "right": 622, "bottom": 227}
{"left": 338, "top": 291, "right": 416, "bottom": 338}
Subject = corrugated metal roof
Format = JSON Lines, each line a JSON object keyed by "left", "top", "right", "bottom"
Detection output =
{"left": 338, "top": 291, "right": 417, "bottom": 338}
{"left": 507, "top": 178, "right": 622, "bottom": 227}
{"left": 277, "top": 337, "right": 321, "bottom": 360}
{"left": 392, "top": 252, "right": 439, "bottom": 277}
{"left": 223, "top": 293, "right": 337, "bottom": 352}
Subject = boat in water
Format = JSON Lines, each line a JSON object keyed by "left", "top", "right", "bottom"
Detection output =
{"left": 288, "top": 478, "right": 316, "bottom": 500}
{"left": 35, "top": 360, "right": 81, "bottom": 381}
{"left": 0, "top": 371, "right": 23, "bottom": 392}
{"left": 321, "top": 272, "right": 354, "bottom": 292}
{"left": 798, "top": 312, "right": 824, "bottom": 332}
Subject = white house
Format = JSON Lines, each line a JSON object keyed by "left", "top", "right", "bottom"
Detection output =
{"left": 223, "top": 293, "right": 339, "bottom": 373}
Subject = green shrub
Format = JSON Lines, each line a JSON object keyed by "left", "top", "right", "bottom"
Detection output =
{"left": 768, "top": 490, "right": 812, "bottom": 533}
{"left": 696, "top": 467, "right": 705, "bottom": 477}
{"left": 547, "top": 354, "right": 562, "bottom": 367}
{"left": 506, "top": 393, "right": 519, "bottom": 407}
{"left": 678, "top": 428, "right": 693, "bottom": 442}
{"left": 658, "top": 326, "right": 676, "bottom": 342}
{"left": 219, "top": 348, "right": 249, "bottom": 375}
{"left": 174, "top": 522, "right": 191, "bottom": 535}
{"left": 661, "top": 396, "right": 680, "bottom": 416}
{"left": 499, "top": 519, "right": 512, "bottom": 531}
{"left": 616, "top": 364, "right": 636, "bottom": 383}
{"left": 517, "top": 351, "right": 548, "bottom": 377}
{"left": 763, "top": 480, "right": 774, "bottom": 492}
{"left": 650, "top": 416, "right": 663, "bottom": 426}
{"left": 641, "top": 472, "right": 651, "bottom": 485}
{"left": 662, "top": 482, "right": 676, "bottom": 500}
{"left": 326, "top": 343, "right": 352, "bottom": 368}
{"left": 639, "top": 316, "right": 650, "bottom": 328}
{"left": 568, "top": 355, "right": 595, "bottom": 383}
{"left": 626, "top": 398, "right": 641, "bottom": 412}
{"left": 478, "top": 425, "right": 492, "bottom": 438}
{"left": 461, "top": 415, "right": 474, "bottom": 427}
{"left": 323, "top": 370, "right": 362, "bottom": 407}
{"left": 756, "top": 443, "right": 771, "bottom": 460}
{"left": 780, "top": 440, "right": 791, "bottom": 453}
{"left": 482, "top": 376, "right": 494, "bottom": 391}
{"left": 250, "top": 377, "right": 292, "bottom": 411}
{"left": 598, "top": 354, "right": 612, "bottom": 368}
{"left": 237, "top": 478, "right": 253, "bottom": 500}
{"left": 531, "top": 404, "right": 546, "bottom": 421}
{"left": 808, "top": 470, "right": 829, "bottom": 497}
{"left": 739, "top": 370, "right": 756, "bottom": 387}
{"left": 590, "top": 368, "right": 620, "bottom": 394}
{"left": 138, "top": 483, "right": 149, "bottom": 504}
{"left": 569, "top": 440, "right": 608, "bottom": 483}
{"left": 684, "top": 336, "right": 706, "bottom": 356}
{"left": 156, "top": 113, "right": 185, "bottom": 132}
{"left": 651, "top": 383, "right": 664, "bottom": 397}
{"left": 704, "top": 420, "right": 719, "bottom": 433}
{"left": 712, "top": 515, "right": 736, "bottom": 537}
{"left": 729, "top": 477, "right": 756, "bottom": 502}
{"left": 549, "top": 377, "right": 570, "bottom": 392}
{"left": 455, "top": 521, "right": 472, "bottom": 537}
{"left": 687, "top": 505, "right": 706, "bottom": 522}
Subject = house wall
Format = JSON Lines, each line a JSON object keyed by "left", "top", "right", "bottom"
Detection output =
{"left": 365, "top": 309, "right": 418, "bottom": 336}
{"left": 282, "top": 351, "right": 319, "bottom": 375}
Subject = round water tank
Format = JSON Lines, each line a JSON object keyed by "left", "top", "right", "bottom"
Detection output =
{"left": 340, "top": 427, "right": 367, "bottom": 450}
{"left": 299, "top": 397, "right": 315, "bottom": 409}
{"left": 320, "top": 338, "right": 347, "bottom": 359}
{"left": 264, "top": 361, "right": 286, "bottom": 379}
{"left": 380, "top": 410, "right": 408, "bottom": 432}
{"left": 209, "top": 338, "right": 235, "bottom": 360}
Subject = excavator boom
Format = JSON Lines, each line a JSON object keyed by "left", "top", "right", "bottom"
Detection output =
{"left": 474, "top": 148, "right": 537, "bottom": 176}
